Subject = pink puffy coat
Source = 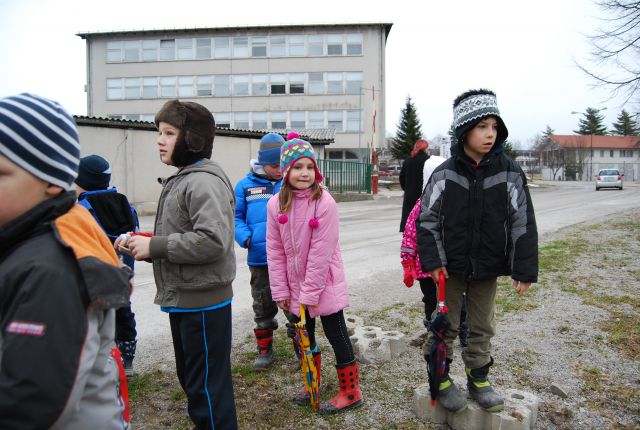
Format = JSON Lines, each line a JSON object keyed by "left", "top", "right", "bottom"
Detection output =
{"left": 266, "top": 188, "right": 349, "bottom": 318}
{"left": 400, "top": 196, "right": 430, "bottom": 280}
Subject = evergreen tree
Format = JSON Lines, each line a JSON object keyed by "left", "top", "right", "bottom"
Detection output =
{"left": 390, "top": 96, "right": 423, "bottom": 160}
{"left": 502, "top": 139, "right": 518, "bottom": 160}
{"left": 610, "top": 110, "right": 640, "bottom": 135}
{"left": 573, "top": 107, "right": 608, "bottom": 135}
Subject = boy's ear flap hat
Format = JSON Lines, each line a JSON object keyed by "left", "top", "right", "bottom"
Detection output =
{"left": 155, "top": 99, "right": 215, "bottom": 167}
{"left": 77, "top": 155, "right": 111, "bottom": 191}
{"left": 0, "top": 93, "right": 80, "bottom": 190}
{"left": 256, "top": 132, "right": 285, "bottom": 165}
{"left": 452, "top": 88, "right": 508, "bottom": 147}
{"left": 280, "top": 138, "right": 323, "bottom": 183}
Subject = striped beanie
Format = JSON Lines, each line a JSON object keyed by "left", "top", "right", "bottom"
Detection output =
{"left": 256, "top": 132, "right": 284, "bottom": 165}
{"left": 280, "top": 138, "right": 323, "bottom": 183}
{"left": 0, "top": 93, "right": 80, "bottom": 190}
{"left": 452, "top": 88, "right": 508, "bottom": 146}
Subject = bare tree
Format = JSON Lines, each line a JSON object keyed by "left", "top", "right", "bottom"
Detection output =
{"left": 576, "top": 0, "right": 640, "bottom": 103}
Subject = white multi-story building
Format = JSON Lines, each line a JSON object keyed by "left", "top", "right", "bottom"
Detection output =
{"left": 77, "top": 23, "right": 392, "bottom": 162}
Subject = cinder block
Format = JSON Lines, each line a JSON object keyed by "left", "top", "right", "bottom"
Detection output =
{"left": 349, "top": 325, "right": 408, "bottom": 364}
{"left": 413, "top": 383, "right": 540, "bottom": 430}
{"left": 345, "top": 314, "right": 364, "bottom": 336}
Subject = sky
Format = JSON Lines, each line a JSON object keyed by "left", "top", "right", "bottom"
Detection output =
{"left": 0, "top": 0, "right": 631, "bottom": 148}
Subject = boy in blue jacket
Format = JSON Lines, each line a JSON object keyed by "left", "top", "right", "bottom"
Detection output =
{"left": 234, "top": 132, "right": 297, "bottom": 370}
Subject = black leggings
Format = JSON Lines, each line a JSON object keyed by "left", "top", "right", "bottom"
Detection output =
{"left": 301, "top": 309, "right": 354, "bottom": 365}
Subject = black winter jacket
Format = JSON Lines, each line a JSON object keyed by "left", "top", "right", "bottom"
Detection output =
{"left": 417, "top": 146, "right": 538, "bottom": 283}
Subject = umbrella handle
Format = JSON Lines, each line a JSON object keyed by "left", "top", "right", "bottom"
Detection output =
{"left": 438, "top": 271, "right": 446, "bottom": 302}
{"left": 299, "top": 304, "right": 307, "bottom": 325}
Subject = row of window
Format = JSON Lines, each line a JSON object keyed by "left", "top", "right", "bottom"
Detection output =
{"left": 106, "top": 72, "right": 363, "bottom": 100}
{"left": 106, "top": 33, "right": 363, "bottom": 63}
{"left": 111, "top": 110, "right": 362, "bottom": 133}
{"left": 597, "top": 149, "right": 635, "bottom": 158}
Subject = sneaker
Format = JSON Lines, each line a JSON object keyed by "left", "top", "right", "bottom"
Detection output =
{"left": 122, "top": 357, "right": 134, "bottom": 378}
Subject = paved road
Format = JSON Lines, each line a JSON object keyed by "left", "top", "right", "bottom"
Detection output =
{"left": 130, "top": 181, "right": 640, "bottom": 373}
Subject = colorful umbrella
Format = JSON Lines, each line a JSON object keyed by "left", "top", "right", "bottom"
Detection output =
{"left": 428, "top": 272, "right": 451, "bottom": 406}
{"left": 295, "top": 304, "right": 319, "bottom": 410}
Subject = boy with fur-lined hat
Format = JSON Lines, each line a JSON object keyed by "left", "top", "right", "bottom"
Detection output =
{"left": 234, "top": 132, "right": 300, "bottom": 371}
{"left": 115, "top": 99, "right": 237, "bottom": 429}
{"left": 0, "top": 93, "right": 131, "bottom": 429}
{"left": 417, "top": 89, "right": 538, "bottom": 413}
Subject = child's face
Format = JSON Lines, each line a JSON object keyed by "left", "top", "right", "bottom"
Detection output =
{"left": 263, "top": 163, "right": 282, "bottom": 180}
{"left": 156, "top": 122, "right": 179, "bottom": 165}
{"left": 0, "top": 154, "right": 51, "bottom": 227}
{"left": 464, "top": 117, "right": 498, "bottom": 162}
{"left": 287, "top": 157, "right": 316, "bottom": 190}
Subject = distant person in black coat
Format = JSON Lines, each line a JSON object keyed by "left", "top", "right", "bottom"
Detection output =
{"left": 399, "top": 139, "right": 429, "bottom": 232}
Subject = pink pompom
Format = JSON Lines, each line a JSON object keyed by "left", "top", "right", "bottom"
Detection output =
{"left": 278, "top": 213, "right": 288, "bottom": 224}
{"left": 308, "top": 217, "right": 319, "bottom": 229}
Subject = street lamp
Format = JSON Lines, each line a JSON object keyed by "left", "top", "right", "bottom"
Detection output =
{"left": 571, "top": 107, "right": 607, "bottom": 179}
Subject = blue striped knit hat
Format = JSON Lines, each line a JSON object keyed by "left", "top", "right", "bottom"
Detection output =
{"left": 452, "top": 89, "right": 508, "bottom": 146}
{"left": 280, "top": 138, "right": 323, "bottom": 183}
{"left": 256, "top": 132, "right": 284, "bottom": 165}
{"left": 0, "top": 93, "right": 80, "bottom": 190}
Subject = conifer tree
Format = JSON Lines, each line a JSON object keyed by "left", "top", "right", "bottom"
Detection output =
{"left": 573, "top": 107, "right": 608, "bottom": 135}
{"left": 610, "top": 110, "right": 640, "bottom": 135}
{"left": 390, "top": 96, "right": 423, "bottom": 160}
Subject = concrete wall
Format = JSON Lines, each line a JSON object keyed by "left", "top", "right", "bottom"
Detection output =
{"left": 77, "top": 124, "right": 325, "bottom": 214}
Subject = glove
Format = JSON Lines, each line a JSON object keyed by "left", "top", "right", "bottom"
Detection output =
{"left": 402, "top": 260, "right": 417, "bottom": 288}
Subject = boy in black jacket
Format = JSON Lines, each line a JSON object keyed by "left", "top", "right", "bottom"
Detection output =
{"left": 417, "top": 89, "right": 538, "bottom": 413}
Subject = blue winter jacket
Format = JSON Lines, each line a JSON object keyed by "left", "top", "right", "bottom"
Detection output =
{"left": 234, "top": 172, "right": 282, "bottom": 266}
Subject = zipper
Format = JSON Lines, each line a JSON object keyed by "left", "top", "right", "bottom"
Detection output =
{"left": 289, "top": 199, "right": 302, "bottom": 292}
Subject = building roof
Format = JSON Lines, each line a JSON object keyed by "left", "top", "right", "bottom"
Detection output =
{"left": 73, "top": 116, "right": 334, "bottom": 145}
{"left": 77, "top": 22, "right": 393, "bottom": 40}
{"left": 550, "top": 134, "right": 640, "bottom": 150}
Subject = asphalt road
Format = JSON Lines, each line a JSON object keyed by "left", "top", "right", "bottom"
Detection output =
{"left": 130, "top": 181, "right": 640, "bottom": 373}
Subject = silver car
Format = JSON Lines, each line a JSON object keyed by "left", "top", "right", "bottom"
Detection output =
{"left": 595, "top": 168, "right": 623, "bottom": 191}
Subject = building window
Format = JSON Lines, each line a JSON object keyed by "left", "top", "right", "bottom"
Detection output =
{"left": 289, "top": 73, "right": 305, "bottom": 94}
{"left": 251, "top": 37, "right": 267, "bottom": 57}
{"left": 214, "top": 37, "right": 230, "bottom": 58}
{"left": 107, "top": 78, "right": 123, "bottom": 99}
{"left": 610, "top": 150, "right": 614, "bottom": 157}
{"left": 344, "top": 151, "right": 359, "bottom": 160}
{"left": 308, "top": 73, "right": 324, "bottom": 94}
{"left": 308, "top": 35, "right": 324, "bottom": 56}
{"left": 270, "top": 36, "right": 286, "bottom": 56}
{"left": 107, "top": 41, "right": 122, "bottom": 62}
{"left": 124, "top": 41, "right": 140, "bottom": 62}
{"left": 271, "top": 112, "right": 287, "bottom": 129}
{"left": 290, "top": 111, "right": 306, "bottom": 128}
{"left": 328, "top": 151, "right": 343, "bottom": 160}
{"left": 327, "top": 72, "right": 343, "bottom": 94}
{"left": 141, "top": 114, "right": 155, "bottom": 122}
{"left": 346, "top": 110, "right": 361, "bottom": 132}
{"left": 196, "top": 38, "right": 212, "bottom": 59}
{"left": 214, "top": 75, "right": 230, "bottom": 96}
{"left": 251, "top": 75, "right": 268, "bottom": 96}
{"left": 232, "top": 75, "right": 249, "bottom": 96}
{"left": 160, "top": 39, "right": 175, "bottom": 61}
{"left": 252, "top": 112, "right": 267, "bottom": 130}
{"left": 196, "top": 75, "right": 213, "bottom": 96}
{"left": 327, "top": 35, "right": 343, "bottom": 55}
{"left": 160, "top": 77, "right": 176, "bottom": 97}
{"left": 328, "top": 111, "right": 343, "bottom": 131}
{"left": 124, "top": 78, "right": 140, "bottom": 99}
{"left": 621, "top": 149, "right": 633, "bottom": 157}
{"left": 346, "top": 34, "right": 363, "bottom": 55}
{"left": 308, "top": 111, "right": 324, "bottom": 128}
{"left": 142, "top": 77, "right": 158, "bottom": 98}
{"left": 142, "top": 40, "right": 158, "bottom": 61}
{"left": 178, "top": 76, "right": 194, "bottom": 97}
{"left": 215, "top": 112, "right": 230, "bottom": 128}
{"left": 177, "top": 39, "right": 193, "bottom": 60}
{"left": 233, "top": 37, "right": 248, "bottom": 57}
{"left": 600, "top": 149, "right": 605, "bottom": 158}
{"left": 288, "top": 35, "right": 305, "bottom": 56}
{"left": 271, "top": 74, "right": 286, "bottom": 95}
{"left": 346, "top": 72, "right": 362, "bottom": 94}
{"left": 234, "top": 112, "right": 249, "bottom": 129}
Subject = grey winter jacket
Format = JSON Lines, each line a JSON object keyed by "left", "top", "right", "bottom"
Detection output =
{"left": 150, "top": 159, "right": 236, "bottom": 308}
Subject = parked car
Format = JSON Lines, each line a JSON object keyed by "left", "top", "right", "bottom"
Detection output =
{"left": 595, "top": 168, "right": 623, "bottom": 191}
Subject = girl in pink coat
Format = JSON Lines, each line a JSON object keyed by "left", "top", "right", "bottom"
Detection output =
{"left": 267, "top": 138, "right": 363, "bottom": 414}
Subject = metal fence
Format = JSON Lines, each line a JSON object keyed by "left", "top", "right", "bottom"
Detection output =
{"left": 317, "top": 159, "right": 372, "bottom": 194}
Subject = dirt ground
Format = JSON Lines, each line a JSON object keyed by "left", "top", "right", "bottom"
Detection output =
{"left": 129, "top": 209, "right": 640, "bottom": 429}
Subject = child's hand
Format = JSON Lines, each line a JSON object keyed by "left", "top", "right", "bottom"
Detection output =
{"left": 127, "top": 235, "right": 152, "bottom": 260}
{"left": 276, "top": 300, "right": 290, "bottom": 311}
{"left": 115, "top": 233, "right": 132, "bottom": 254}
{"left": 512, "top": 280, "right": 531, "bottom": 297}
{"left": 429, "top": 267, "right": 449, "bottom": 280}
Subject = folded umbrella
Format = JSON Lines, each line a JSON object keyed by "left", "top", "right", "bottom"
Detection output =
{"left": 294, "top": 304, "right": 319, "bottom": 410}
{"left": 428, "top": 272, "right": 451, "bottom": 406}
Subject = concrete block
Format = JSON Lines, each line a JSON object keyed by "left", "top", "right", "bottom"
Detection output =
{"left": 345, "top": 314, "right": 364, "bottom": 336}
{"left": 349, "top": 325, "right": 408, "bottom": 364}
{"left": 413, "top": 383, "right": 540, "bottom": 430}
